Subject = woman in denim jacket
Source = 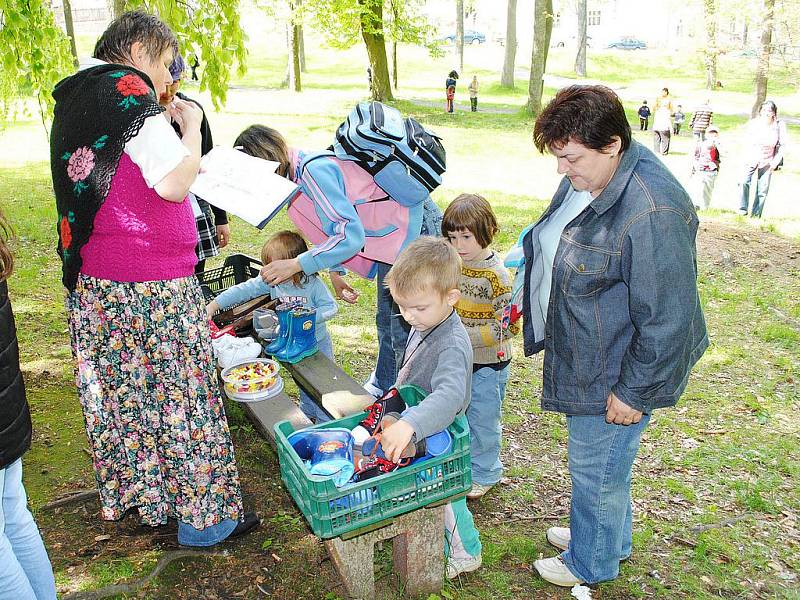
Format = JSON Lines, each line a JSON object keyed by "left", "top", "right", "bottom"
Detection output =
{"left": 518, "top": 86, "right": 709, "bottom": 588}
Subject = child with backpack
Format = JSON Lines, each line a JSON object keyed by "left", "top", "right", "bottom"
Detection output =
{"left": 234, "top": 119, "right": 443, "bottom": 401}
{"left": 205, "top": 230, "right": 338, "bottom": 423}
{"left": 442, "top": 194, "right": 519, "bottom": 500}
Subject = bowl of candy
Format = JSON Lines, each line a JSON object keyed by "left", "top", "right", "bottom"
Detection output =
{"left": 221, "top": 358, "right": 283, "bottom": 402}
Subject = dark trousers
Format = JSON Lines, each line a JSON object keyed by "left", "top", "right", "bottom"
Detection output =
{"left": 470, "top": 97, "right": 477, "bottom": 112}
{"left": 639, "top": 117, "right": 648, "bottom": 131}
{"left": 673, "top": 123, "right": 682, "bottom": 135}
{"left": 653, "top": 130, "right": 671, "bottom": 155}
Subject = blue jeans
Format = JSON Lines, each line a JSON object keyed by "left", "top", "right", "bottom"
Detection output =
{"left": 298, "top": 334, "right": 334, "bottom": 423}
{"left": 561, "top": 414, "right": 650, "bottom": 584}
{"left": 739, "top": 164, "right": 772, "bottom": 217}
{"left": 374, "top": 262, "right": 410, "bottom": 393}
{"left": 0, "top": 459, "right": 56, "bottom": 600}
{"left": 177, "top": 518, "right": 237, "bottom": 547}
{"left": 466, "top": 365, "right": 510, "bottom": 485}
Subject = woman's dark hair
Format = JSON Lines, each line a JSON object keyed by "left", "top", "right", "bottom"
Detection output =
{"left": 94, "top": 10, "right": 178, "bottom": 65}
{"left": 533, "top": 85, "right": 632, "bottom": 154}
{"left": 448, "top": 70, "right": 459, "bottom": 79}
{"left": 761, "top": 100, "right": 778, "bottom": 116}
{"left": 234, "top": 125, "right": 292, "bottom": 178}
{"left": 662, "top": 87, "right": 669, "bottom": 94}
{"left": 0, "top": 209, "right": 14, "bottom": 281}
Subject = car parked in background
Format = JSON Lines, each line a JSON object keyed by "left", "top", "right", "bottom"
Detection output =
{"left": 439, "top": 30, "right": 486, "bottom": 45}
{"left": 607, "top": 37, "right": 647, "bottom": 50}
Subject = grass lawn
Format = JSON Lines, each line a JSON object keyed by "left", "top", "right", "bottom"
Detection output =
{"left": 1, "top": 21, "right": 799, "bottom": 599}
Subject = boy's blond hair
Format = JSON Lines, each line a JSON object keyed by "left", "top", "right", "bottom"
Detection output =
{"left": 386, "top": 237, "right": 461, "bottom": 297}
{"left": 261, "top": 230, "right": 308, "bottom": 286}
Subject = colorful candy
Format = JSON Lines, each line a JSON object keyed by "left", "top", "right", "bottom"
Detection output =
{"left": 222, "top": 359, "right": 279, "bottom": 394}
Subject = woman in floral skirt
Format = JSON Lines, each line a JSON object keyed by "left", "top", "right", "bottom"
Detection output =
{"left": 49, "top": 10, "right": 258, "bottom": 546}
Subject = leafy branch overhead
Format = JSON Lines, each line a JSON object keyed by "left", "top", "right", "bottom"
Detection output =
{"left": 0, "top": 0, "right": 74, "bottom": 125}
{"left": 126, "top": 0, "right": 249, "bottom": 110}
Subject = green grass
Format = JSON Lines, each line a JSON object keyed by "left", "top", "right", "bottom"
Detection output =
{"left": 2, "top": 26, "right": 800, "bottom": 599}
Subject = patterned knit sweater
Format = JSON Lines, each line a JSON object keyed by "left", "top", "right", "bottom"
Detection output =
{"left": 456, "top": 252, "right": 519, "bottom": 365}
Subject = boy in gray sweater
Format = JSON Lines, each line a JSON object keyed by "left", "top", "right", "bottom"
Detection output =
{"left": 381, "top": 237, "right": 483, "bottom": 579}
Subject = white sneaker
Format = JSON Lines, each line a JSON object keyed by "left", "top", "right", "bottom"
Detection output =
{"left": 466, "top": 482, "right": 493, "bottom": 500}
{"left": 546, "top": 526, "right": 571, "bottom": 551}
{"left": 446, "top": 553, "right": 482, "bottom": 579}
{"left": 218, "top": 340, "right": 262, "bottom": 369}
{"left": 533, "top": 556, "right": 583, "bottom": 587}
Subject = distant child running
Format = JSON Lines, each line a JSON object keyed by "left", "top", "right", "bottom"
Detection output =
{"left": 206, "top": 230, "right": 338, "bottom": 423}
{"left": 442, "top": 194, "right": 518, "bottom": 500}
{"left": 381, "top": 237, "right": 483, "bottom": 579}
{"left": 637, "top": 100, "right": 651, "bottom": 131}
{"left": 446, "top": 70, "right": 459, "bottom": 113}
{"left": 691, "top": 125, "right": 721, "bottom": 210}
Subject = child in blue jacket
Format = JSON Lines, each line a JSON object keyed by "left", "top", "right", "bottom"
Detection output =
{"left": 205, "top": 230, "right": 338, "bottom": 422}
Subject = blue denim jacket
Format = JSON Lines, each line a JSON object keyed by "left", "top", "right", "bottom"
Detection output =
{"left": 521, "top": 141, "right": 709, "bottom": 415}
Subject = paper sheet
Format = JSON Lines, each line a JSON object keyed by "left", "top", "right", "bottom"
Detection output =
{"left": 190, "top": 146, "right": 299, "bottom": 228}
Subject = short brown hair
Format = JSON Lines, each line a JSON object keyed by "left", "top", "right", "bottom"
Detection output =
{"left": 533, "top": 85, "right": 631, "bottom": 154}
{"left": 234, "top": 125, "right": 292, "bottom": 178}
{"left": 94, "top": 10, "right": 178, "bottom": 65}
{"left": 386, "top": 237, "right": 461, "bottom": 298}
{"left": 262, "top": 230, "right": 308, "bottom": 286}
{"left": 442, "top": 194, "right": 498, "bottom": 248}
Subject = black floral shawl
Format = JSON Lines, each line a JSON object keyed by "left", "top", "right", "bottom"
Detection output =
{"left": 50, "top": 64, "right": 164, "bottom": 291}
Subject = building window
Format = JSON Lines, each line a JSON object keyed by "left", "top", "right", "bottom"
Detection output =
{"left": 588, "top": 10, "right": 601, "bottom": 26}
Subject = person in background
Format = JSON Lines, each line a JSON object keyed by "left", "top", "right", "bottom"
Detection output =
{"left": 206, "top": 230, "right": 338, "bottom": 423}
{"left": 190, "top": 55, "right": 199, "bottom": 81}
{"left": 0, "top": 210, "right": 57, "bottom": 600}
{"left": 637, "top": 100, "right": 651, "bottom": 131}
{"left": 738, "top": 100, "right": 788, "bottom": 218}
{"left": 518, "top": 85, "right": 707, "bottom": 588}
{"left": 691, "top": 125, "right": 721, "bottom": 210}
{"left": 160, "top": 53, "right": 231, "bottom": 273}
{"left": 690, "top": 99, "right": 713, "bottom": 141}
{"left": 446, "top": 70, "right": 459, "bottom": 113}
{"left": 50, "top": 10, "right": 258, "bottom": 547}
{"left": 652, "top": 87, "right": 673, "bottom": 155}
{"left": 673, "top": 104, "right": 685, "bottom": 135}
{"left": 442, "top": 194, "right": 518, "bottom": 500}
{"left": 468, "top": 75, "right": 479, "bottom": 112}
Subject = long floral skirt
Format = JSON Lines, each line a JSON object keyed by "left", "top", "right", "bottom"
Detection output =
{"left": 66, "top": 274, "right": 243, "bottom": 529}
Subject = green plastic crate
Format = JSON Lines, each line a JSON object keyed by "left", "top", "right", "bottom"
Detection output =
{"left": 274, "top": 385, "right": 472, "bottom": 539}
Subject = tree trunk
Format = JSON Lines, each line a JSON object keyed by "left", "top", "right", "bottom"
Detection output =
{"left": 526, "top": 0, "right": 553, "bottom": 115}
{"left": 359, "top": 0, "right": 393, "bottom": 101}
{"left": 751, "top": 0, "right": 774, "bottom": 117}
{"left": 500, "top": 0, "right": 517, "bottom": 87}
{"left": 456, "top": 0, "right": 464, "bottom": 73}
{"left": 392, "top": 41, "right": 398, "bottom": 89}
{"left": 290, "top": 21, "right": 302, "bottom": 91}
{"left": 299, "top": 25, "right": 306, "bottom": 72}
{"left": 63, "top": 0, "right": 79, "bottom": 67}
{"left": 703, "top": 0, "right": 717, "bottom": 89}
{"left": 574, "top": 0, "right": 587, "bottom": 77}
{"left": 111, "top": 0, "right": 126, "bottom": 19}
{"left": 282, "top": 23, "right": 290, "bottom": 88}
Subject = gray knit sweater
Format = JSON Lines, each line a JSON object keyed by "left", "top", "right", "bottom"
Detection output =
{"left": 396, "top": 310, "right": 473, "bottom": 440}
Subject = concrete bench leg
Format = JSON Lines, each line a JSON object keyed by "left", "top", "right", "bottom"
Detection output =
{"left": 324, "top": 506, "right": 445, "bottom": 599}
{"left": 392, "top": 506, "right": 445, "bottom": 597}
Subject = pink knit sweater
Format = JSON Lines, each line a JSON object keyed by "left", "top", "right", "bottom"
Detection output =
{"left": 80, "top": 153, "right": 198, "bottom": 281}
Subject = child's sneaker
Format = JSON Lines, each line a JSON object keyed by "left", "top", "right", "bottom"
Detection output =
{"left": 466, "top": 482, "right": 493, "bottom": 500}
{"left": 351, "top": 388, "right": 406, "bottom": 445}
{"left": 354, "top": 455, "right": 411, "bottom": 482}
{"left": 446, "top": 553, "right": 482, "bottom": 579}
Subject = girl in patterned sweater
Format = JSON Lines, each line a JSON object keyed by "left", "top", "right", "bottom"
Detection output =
{"left": 442, "top": 194, "right": 519, "bottom": 499}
